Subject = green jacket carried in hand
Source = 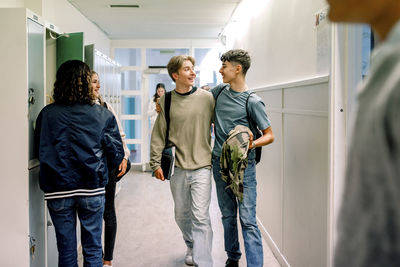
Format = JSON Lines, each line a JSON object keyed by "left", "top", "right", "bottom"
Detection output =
{"left": 220, "top": 125, "right": 251, "bottom": 202}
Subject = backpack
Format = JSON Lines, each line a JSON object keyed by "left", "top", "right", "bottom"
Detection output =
{"left": 246, "top": 92, "right": 262, "bottom": 164}
{"left": 160, "top": 91, "right": 175, "bottom": 180}
{"left": 215, "top": 86, "right": 262, "bottom": 164}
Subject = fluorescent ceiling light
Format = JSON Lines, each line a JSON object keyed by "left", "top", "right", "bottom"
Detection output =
{"left": 109, "top": 4, "right": 140, "bottom": 8}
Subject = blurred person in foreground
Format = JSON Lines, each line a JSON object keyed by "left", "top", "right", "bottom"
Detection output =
{"left": 327, "top": 0, "right": 400, "bottom": 266}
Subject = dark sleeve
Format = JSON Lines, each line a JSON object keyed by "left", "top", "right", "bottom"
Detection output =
{"left": 102, "top": 115, "right": 124, "bottom": 169}
{"left": 33, "top": 111, "right": 43, "bottom": 159}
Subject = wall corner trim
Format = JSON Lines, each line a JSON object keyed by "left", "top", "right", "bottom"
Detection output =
{"left": 258, "top": 218, "right": 291, "bottom": 267}
{"left": 252, "top": 75, "right": 330, "bottom": 92}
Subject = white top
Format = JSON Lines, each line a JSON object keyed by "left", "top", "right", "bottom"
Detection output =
{"left": 148, "top": 99, "right": 159, "bottom": 130}
{"left": 97, "top": 100, "right": 130, "bottom": 160}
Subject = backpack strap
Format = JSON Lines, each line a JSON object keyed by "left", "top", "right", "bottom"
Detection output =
{"left": 215, "top": 84, "right": 228, "bottom": 101}
{"left": 246, "top": 92, "right": 256, "bottom": 133}
{"left": 214, "top": 84, "right": 229, "bottom": 136}
{"left": 246, "top": 92, "right": 263, "bottom": 164}
{"left": 164, "top": 91, "right": 172, "bottom": 144}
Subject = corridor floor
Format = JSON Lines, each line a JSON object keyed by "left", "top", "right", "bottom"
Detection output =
{"left": 107, "top": 170, "right": 281, "bottom": 267}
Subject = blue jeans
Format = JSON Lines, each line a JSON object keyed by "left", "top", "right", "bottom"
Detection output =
{"left": 212, "top": 156, "right": 264, "bottom": 267}
{"left": 170, "top": 167, "right": 213, "bottom": 267}
{"left": 47, "top": 195, "right": 105, "bottom": 267}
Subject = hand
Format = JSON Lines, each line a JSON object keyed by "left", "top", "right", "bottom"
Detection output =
{"left": 155, "top": 102, "right": 161, "bottom": 113}
{"left": 154, "top": 168, "right": 165, "bottom": 181}
{"left": 117, "top": 158, "right": 128, "bottom": 177}
{"left": 248, "top": 130, "right": 255, "bottom": 149}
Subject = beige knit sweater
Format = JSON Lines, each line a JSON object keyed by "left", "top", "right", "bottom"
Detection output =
{"left": 150, "top": 88, "right": 214, "bottom": 171}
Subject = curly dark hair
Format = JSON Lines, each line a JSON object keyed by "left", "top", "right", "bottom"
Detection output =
{"left": 220, "top": 49, "right": 251, "bottom": 76}
{"left": 53, "top": 60, "right": 95, "bottom": 105}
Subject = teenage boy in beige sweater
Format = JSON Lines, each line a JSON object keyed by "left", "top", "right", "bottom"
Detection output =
{"left": 150, "top": 55, "right": 215, "bottom": 267}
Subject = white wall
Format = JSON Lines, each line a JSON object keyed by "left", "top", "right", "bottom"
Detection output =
{"left": 224, "top": 0, "right": 329, "bottom": 87}
{"left": 0, "top": 0, "right": 111, "bottom": 54}
{"left": 330, "top": 23, "right": 363, "bottom": 255}
{"left": 0, "top": 8, "right": 30, "bottom": 266}
{"left": 254, "top": 78, "right": 330, "bottom": 267}
{"left": 42, "top": 0, "right": 110, "bottom": 53}
{"left": 0, "top": 0, "right": 23, "bottom": 7}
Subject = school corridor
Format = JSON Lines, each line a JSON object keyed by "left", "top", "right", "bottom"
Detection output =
{"left": 1, "top": 0, "right": 375, "bottom": 266}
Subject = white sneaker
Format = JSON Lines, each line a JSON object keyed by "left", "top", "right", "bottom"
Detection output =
{"left": 185, "top": 247, "right": 194, "bottom": 266}
{"left": 103, "top": 265, "right": 112, "bottom": 267}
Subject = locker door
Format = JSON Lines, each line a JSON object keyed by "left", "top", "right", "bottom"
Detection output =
{"left": 56, "top": 32, "right": 84, "bottom": 69}
{"left": 27, "top": 17, "right": 45, "bottom": 267}
{"left": 84, "top": 43, "right": 95, "bottom": 69}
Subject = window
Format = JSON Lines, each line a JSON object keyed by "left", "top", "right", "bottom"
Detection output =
{"left": 122, "top": 120, "right": 141, "bottom": 139}
{"left": 146, "top": 48, "right": 190, "bottom": 66}
{"left": 121, "top": 96, "right": 141, "bottom": 115}
{"left": 194, "top": 48, "right": 223, "bottom": 88}
{"left": 121, "top": 71, "right": 142, "bottom": 90}
{"left": 362, "top": 25, "right": 374, "bottom": 78}
{"left": 115, "top": 48, "right": 141, "bottom": 66}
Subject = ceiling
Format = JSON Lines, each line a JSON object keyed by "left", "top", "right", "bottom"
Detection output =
{"left": 68, "top": 0, "right": 240, "bottom": 39}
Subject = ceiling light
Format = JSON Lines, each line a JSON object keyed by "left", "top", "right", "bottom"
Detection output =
{"left": 109, "top": 4, "right": 140, "bottom": 8}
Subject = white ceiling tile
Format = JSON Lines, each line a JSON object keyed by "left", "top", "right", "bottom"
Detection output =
{"left": 68, "top": 0, "right": 240, "bottom": 39}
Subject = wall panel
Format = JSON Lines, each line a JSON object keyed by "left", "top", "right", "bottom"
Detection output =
{"left": 255, "top": 79, "right": 329, "bottom": 267}
{"left": 256, "top": 90, "right": 283, "bottom": 249}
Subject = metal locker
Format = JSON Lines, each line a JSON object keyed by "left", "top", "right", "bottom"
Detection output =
{"left": 27, "top": 16, "right": 46, "bottom": 267}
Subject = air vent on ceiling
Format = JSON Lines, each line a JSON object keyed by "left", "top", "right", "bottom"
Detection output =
{"left": 109, "top": 4, "right": 140, "bottom": 8}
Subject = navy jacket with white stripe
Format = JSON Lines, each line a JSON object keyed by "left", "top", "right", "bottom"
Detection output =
{"left": 34, "top": 103, "right": 124, "bottom": 199}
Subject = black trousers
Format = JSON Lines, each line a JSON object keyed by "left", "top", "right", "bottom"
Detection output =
{"left": 103, "top": 169, "right": 117, "bottom": 261}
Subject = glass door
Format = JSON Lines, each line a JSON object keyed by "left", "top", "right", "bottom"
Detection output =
{"left": 115, "top": 48, "right": 143, "bottom": 165}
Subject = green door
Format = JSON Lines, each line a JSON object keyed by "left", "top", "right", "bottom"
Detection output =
{"left": 56, "top": 32, "right": 84, "bottom": 69}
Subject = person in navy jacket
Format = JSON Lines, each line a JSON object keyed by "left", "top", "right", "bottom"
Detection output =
{"left": 34, "top": 60, "right": 124, "bottom": 267}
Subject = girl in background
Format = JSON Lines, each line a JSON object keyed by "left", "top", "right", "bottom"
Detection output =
{"left": 91, "top": 71, "right": 131, "bottom": 267}
{"left": 148, "top": 83, "right": 166, "bottom": 131}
